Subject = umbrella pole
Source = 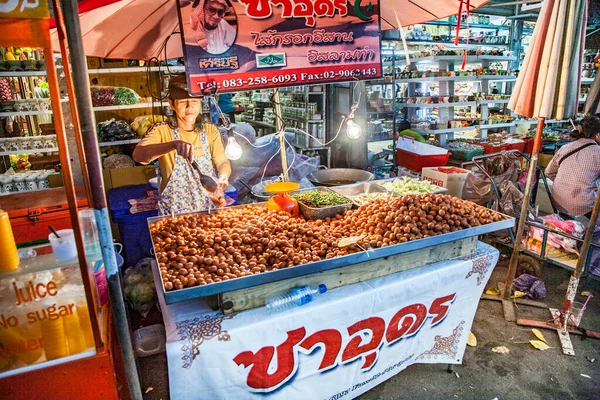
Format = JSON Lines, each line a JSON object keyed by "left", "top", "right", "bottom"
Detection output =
{"left": 501, "top": 117, "right": 545, "bottom": 318}
{"left": 58, "top": 0, "right": 143, "bottom": 398}
{"left": 273, "top": 88, "right": 289, "bottom": 181}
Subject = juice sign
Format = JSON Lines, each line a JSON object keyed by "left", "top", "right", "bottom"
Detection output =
{"left": 0, "top": 0, "right": 50, "bottom": 19}
{"left": 176, "top": 0, "right": 382, "bottom": 94}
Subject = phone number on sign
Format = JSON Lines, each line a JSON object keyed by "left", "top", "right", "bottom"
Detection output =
{"left": 198, "top": 68, "right": 379, "bottom": 90}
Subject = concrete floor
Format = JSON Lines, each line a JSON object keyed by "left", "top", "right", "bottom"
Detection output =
{"left": 137, "top": 254, "right": 600, "bottom": 400}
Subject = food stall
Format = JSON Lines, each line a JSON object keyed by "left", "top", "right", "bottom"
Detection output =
{"left": 147, "top": 182, "right": 513, "bottom": 398}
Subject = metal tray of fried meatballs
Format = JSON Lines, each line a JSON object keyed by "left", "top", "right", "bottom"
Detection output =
{"left": 148, "top": 195, "right": 515, "bottom": 304}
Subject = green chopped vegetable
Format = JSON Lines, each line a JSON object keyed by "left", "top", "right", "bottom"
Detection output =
{"left": 294, "top": 190, "right": 350, "bottom": 208}
{"left": 113, "top": 86, "right": 140, "bottom": 105}
{"left": 379, "top": 177, "right": 443, "bottom": 195}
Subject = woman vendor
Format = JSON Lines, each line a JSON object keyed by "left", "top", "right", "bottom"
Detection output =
{"left": 133, "top": 75, "right": 231, "bottom": 215}
{"left": 545, "top": 116, "right": 600, "bottom": 219}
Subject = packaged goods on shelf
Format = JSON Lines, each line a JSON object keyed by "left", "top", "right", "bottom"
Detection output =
{"left": 131, "top": 115, "right": 167, "bottom": 137}
{"left": 90, "top": 86, "right": 140, "bottom": 107}
{"left": 97, "top": 119, "right": 136, "bottom": 142}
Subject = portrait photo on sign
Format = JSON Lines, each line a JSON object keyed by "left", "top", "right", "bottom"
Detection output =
{"left": 188, "top": 0, "right": 238, "bottom": 55}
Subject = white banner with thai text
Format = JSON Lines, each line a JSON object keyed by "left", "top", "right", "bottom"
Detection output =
{"left": 158, "top": 242, "right": 499, "bottom": 400}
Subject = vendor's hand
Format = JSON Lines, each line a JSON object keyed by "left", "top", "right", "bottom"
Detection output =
{"left": 210, "top": 193, "right": 227, "bottom": 207}
{"left": 172, "top": 140, "right": 194, "bottom": 163}
{"left": 218, "top": 175, "right": 229, "bottom": 191}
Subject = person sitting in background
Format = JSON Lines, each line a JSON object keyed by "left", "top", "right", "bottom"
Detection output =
{"left": 395, "top": 120, "right": 426, "bottom": 143}
{"left": 545, "top": 116, "right": 600, "bottom": 219}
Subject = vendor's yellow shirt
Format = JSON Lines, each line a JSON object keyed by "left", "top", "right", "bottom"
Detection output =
{"left": 137, "top": 122, "right": 227, "bottom": 192}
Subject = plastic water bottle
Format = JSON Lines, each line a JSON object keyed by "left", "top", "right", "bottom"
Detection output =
{"left": 266, "top": 284, "right": 327, "bottom": 312}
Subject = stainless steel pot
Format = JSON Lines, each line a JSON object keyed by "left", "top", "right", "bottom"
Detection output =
{"left": 306, "top": 168, "right": 374, "bottom": 187}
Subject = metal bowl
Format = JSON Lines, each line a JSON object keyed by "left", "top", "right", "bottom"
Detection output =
{"left": 306, "top": 168, "right": 374, "bottom": 187}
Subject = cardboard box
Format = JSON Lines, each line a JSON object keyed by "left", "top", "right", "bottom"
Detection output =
{"left": 421, "top": 167, "right": 471, "bottom": 198}
{"left": 536, "top": 178, "right": 554, "bottom": 214}
{"left": 109, "top": 166, "right": 156, "bottom": 188}
{"left": 538, "top": 153, "right": 554, "bottom": 168}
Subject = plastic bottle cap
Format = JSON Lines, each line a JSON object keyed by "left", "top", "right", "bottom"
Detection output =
{"left": 318, "top": 284, "right": 327, "bottom": 294}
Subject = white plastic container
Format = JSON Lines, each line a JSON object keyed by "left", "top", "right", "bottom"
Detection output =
{"left": 48, "top": 229, "right": 78, "bottom": 261}
{"left": 134, "top": 324, "right": 166, "bottom": 357}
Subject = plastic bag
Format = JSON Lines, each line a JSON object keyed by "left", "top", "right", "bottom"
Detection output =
{"left": 91, "top": 86, "right": 140, "bottom": 107}
{"left": 524, "top": 214, "right": 586, "bottom": 256}
{"left": 289, "top": 154, "right": 319, "bottom": 182}
{"left": 114, "top": 86, "right": 141, "bottom": 105}
{"left": 590, "top": 222, "right": 600, "bottom": 277}
{"left": 123, "top": 258, "right": 157, "bottom": 318}
{"left": 97, "top": 119, "right": 136, "bottom": 142}
{"left": 231, "top": 122, "right": 256, "bottom": 144}
{"left": 462, "top": 153, "right": 521, "bottom": 206}
{"left": 497, "top": 180, "right": 524, "bottom": 217}
{"left": 513, "top": 274, "right": 546, "bottom": 299}
{"left": 131, "top": 115, "right": 167, "bottom": 137}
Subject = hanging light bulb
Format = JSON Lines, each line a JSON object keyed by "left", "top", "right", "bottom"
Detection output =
{"left": 346, "top": 119, "right": 362, "bottom": 139}
{"left": 225, "top": 131, "right": 243, "bottom": 160}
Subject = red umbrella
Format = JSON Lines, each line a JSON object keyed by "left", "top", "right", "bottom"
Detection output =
{"left": 50, "top": 0, "right": 491, "bottom": 61}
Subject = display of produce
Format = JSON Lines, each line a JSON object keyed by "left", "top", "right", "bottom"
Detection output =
{"left": 150, "top": 194, "right": 505, "bottom": 292}
{"left": 90, "top": 86, "right": 140, "bottom": 107}
{"left": 437, "top": 167, "right": 469, "bottom": 174}
{"left": 378, "top": 177, "right": 444, "bottom": 195}
{"left": 103, "top": 154, "right": 135, "bottom": 169}
{"left": 9, "top": 154, "right": 31, "bottom": 171}
{"left": 131, "top": 115, "right": 167, "bottom": 137}
{"left": 351, "top": 192, "right": 395, "bottom": 206}
{"left": 293, "top": 190, "right": 351, "bottom": 208}
{"left": 97, "top": 119, "right": 136, "bottom": 142}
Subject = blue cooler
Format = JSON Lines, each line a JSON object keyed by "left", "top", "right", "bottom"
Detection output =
{"left": 108, "top": 184, "right": 158, "bottom": 268}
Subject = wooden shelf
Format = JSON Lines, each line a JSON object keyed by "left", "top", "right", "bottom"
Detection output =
{"left": 478, "top": 99, "right": 511, "bottom": 104}
{"left": 0, "top": 110, "right": 53, "bottom": 117}
{"left": 0, "top": 148, "right": 58, "bottom": 156}
{"left": 98, "top": 139, "right": 141, "bottom": 147}
{"left": 0, "top": 70, "right": 47, "bottom": 77}
{"left": 397, "top": 101, "right": 477, "bottom": 108}
{"left": 92, "top": 102, "right": 165, "bottom": 111}
{"left": 403, "top": 55, "right": 517, "bottom": 65}
{"left": 395, "top": 75, "right": 516, "bottom": 83}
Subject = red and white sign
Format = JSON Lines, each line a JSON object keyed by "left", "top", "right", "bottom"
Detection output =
{"left": 157, "top": 242, "right": 498, "bottom": 399}
{"left": 175, "top": 0, "right": 382, "bottom": 94}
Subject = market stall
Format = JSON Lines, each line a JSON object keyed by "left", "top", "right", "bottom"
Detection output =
{"left": 141, "top": 182, "right": 513, "bottom": 398}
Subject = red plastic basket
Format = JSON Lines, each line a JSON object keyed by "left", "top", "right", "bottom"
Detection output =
{"left": 396, "top": 149, "right": 452, "bottom": 172}
{"left": 506, "top": 141, "right": 526, "bottom": 152}
{"left": 523, "top": 138, "right": 545, "bottom": 154}
{"left": 475, "top": 142, "right": 508, "bottom": 154}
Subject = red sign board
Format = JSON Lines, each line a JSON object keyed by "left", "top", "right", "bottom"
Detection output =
{"left": 176, "top": 0, "right": 382, "bottom": 94}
